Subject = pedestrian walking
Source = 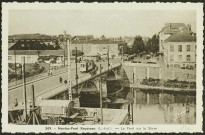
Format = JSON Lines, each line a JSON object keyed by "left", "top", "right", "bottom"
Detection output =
{"left": 59, "top": 76, "right": 62, "bottom": 83}
{"left": 64, "top": 80, "right": 67, "bottom": 86}
{"left": 93, "top": 112, "right": 99, "bottom": 124}
{"left": 50, "top": 69, "right": 53, "bottom": 76}
{"left": 14, "top": 99, "right": 18, "bottom": 107}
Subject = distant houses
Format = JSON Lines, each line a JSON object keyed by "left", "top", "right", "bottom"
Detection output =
{"left": 8, "top": 50, "right": 65, "bottom": 64}
{"left": 8, "top": 34, "right": 128, "bottom": 63}
{"left": 71, "top": 39, "right": 126, "bottom": 59}
{"left": 158, "top": 23, "right": 196, "bottom": 68}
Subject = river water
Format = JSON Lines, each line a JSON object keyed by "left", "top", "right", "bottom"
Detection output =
{"left": 125, "top": 89, "right": 196, "bottom": 124}
{"left": 79, "top": 80, "right": 196, "bottom": 124}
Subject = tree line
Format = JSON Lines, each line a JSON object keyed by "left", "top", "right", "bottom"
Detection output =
{"left": 130, "top": 34, "right": 159, "bottom": 55}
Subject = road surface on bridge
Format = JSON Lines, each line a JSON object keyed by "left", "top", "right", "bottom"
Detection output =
{"left": 8, "top": 59, "right": 121, "bottom": 107}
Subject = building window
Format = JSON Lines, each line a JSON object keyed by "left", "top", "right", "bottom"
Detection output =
{"left": 178, "top": 45, "right": 182, "bottom": 52}
{"left": 170, "top": 55, "right": 174, "bottom": 61}
{"left": 187, "top": 45, "right": 191, "bottom": 52}
{"left": 170, "top": 45, "right": 174, "bottom": 52}
{"left": 8, "top": 56, "right": 12, "bottom": 61}
{"left": 178, "top": 55, "right": 182, "bottom": 61}
{"left": 21, "top": 56, "right": 25, "bottom": 63}
{"left": 27, "top": 56, "right": 32, "bottom": 63}
{"left": 186, "top": 55, "right": 191, "bottom": 61}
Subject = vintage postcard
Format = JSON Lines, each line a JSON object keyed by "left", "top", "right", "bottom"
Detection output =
{"left": 1, "top": 2, "right": 204, "bottom": 133}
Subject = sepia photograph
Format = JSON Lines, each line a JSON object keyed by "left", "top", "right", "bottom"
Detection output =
{"left": 2, "top": 2, "right": 203, "bottom": 133}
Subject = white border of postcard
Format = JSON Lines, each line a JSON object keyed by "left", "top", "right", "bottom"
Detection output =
{"left": 2, "top": 2, "right": 204, "bottom": 133}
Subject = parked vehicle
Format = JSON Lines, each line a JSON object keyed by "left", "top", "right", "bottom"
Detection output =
{"left": 145, "top": 55, "right": 151, "bottom": 59}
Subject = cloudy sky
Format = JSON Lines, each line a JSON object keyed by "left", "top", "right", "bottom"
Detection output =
{"left": 9, "top": 10, "right": 196, "bottom": 38}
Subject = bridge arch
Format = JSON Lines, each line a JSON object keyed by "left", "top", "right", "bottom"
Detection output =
{"left": 79, "top": 81, "right": 100, "bottom": 108}
{"left": 80, "top": 81, "right": 98, "bottom": 94}
{"left": 107, "top": 70, "right": 116, "bottom": 81}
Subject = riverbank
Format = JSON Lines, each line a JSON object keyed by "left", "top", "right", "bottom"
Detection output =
{"left": 130, "top": 84, "right": 195, "bottom": 92}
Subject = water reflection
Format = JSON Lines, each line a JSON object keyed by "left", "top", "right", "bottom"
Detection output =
{"left": 126, "top": 89, "right": 196, "bottom": 124}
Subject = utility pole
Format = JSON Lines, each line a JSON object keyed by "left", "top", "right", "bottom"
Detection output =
{"left": 14, "top": 50, "right": 17, "bottom": 84}
{"left": 67, "top": 35, "right": 72, "bottom": 101}
{"left": 75, "top": 47, "right": 78, "bottom": 95}
{"left": 107, "top": 45, "right": 110, "bottom": 70}
{"left": 82, "top": 44, "right": 84, "bottom": 61}
{"left": 22, "top": 56, "right": 27, "bottom": 123}
{"left": 64, "top": 31, "right": 66, "bottom": 67}
{"left": 64, "top": 49, "right": 65, "bottom": 67}
{"left": 100, "top": 64, "right": 103, "bottom": 125}
{"left": 122, "top": 45, "right": 124, "bottom": 63}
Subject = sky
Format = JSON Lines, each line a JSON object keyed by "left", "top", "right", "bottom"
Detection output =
{"left": 9, "top": 10, "right": 196, "bottom": 38}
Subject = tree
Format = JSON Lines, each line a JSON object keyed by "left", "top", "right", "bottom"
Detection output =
{"left": 100, "top": 35, "right": 106, "bottom": 40}
{"left": 132, "top": 36, "right": 144, "bottom": 55}
{"left": 144, "top": 38, "right": 152, "bottom": 53}
{"left": 151, "top": 34, "right": 159, "bottom": 54}
{"left": 32, "top": 62, "right": 40, "bottom": 73}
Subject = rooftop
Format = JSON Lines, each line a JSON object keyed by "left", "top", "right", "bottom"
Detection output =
{"left": 159, "top": 23, "right": 190, "bottom": 34}
{"left": 164, "top": 32, "right": 196, "bottom": 42}
{"left": 93, "top": 39, "right": 125, "bottom": 44}
{"left": 8, "top": 50, "right": 65, "bottom": 56}
{"left": 9, "top": 33, "right": 56, "bottom": 40}
{"left": 71, "top": 39, "right": 125, "bottom": 44}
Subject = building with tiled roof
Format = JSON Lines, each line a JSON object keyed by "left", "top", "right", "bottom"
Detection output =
{"left": 162, "top": 32, "right": 196, "bottom": 68}
{"left": 164, "top": 32, "right": 196, "bottom": 42}
{"left": 158, "top": 23, "right": 193, "bottom": 53}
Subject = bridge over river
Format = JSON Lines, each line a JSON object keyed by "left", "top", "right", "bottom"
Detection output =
{"left": 8, "top": 59, "right": 123, "bottom": 109}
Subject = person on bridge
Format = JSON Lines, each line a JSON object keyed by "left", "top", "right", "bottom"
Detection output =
{"left": 64, "top": 80, "right": 67, "bottom": 86}
{"left": 14, "top": 99, "right": 18, "bottom": 107}
{"left": 59, "top": 76, "right": 62, "bottom": 83}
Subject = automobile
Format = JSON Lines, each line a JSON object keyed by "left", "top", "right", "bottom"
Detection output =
{"left": 186, "top": 65, "right": 194, "bottom": 70}
{"left": 132, "top": 60, "right": 141, "bottom": 63}
{"left": 146, "top": 62, "right": 157, "bottom": 64}
{"left": 44, "top": 59, "right": 55, "bottom": 64}
{"left": 145, "top": 55, "right": 151, "bottom": 59}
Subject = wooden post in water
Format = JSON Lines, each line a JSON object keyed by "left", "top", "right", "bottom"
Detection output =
{"left": 146, "top": 92, "right": 150, "bottom": 104}
{"left": 159, "top": 93, "right": 162, "bottom": 104}
{"left": 100, "top": 64, "right": 103, "bottom": 125}
{"left": 134, "top": 90, "right": 137, "bottom": 104}
{"left": 146, "top": 67, "right": 150, "bottom": 79}
{"left": 131, "top": 102, "right": 134, "bottom": 124}
{"left": 22, "top": 56, "right": 27, "bottom": 123}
